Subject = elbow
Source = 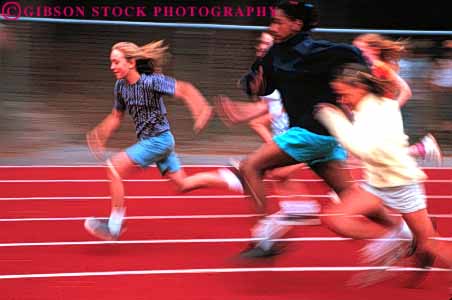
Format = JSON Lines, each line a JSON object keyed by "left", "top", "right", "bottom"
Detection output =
{"left": 175, "top": 80, "right": 194, "bottom": 99}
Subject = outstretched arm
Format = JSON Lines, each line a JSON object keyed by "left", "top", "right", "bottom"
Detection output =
{"left": 392, "top": 71, "right": 412, "bottom": 107}
{"left": 86, "top": 109, "right": 124, "bottom": 160}
{"left": 373, "top": 61, "right": 412, "bottom": 106}
{"left": 174, "top": 80, "right": 213, "bottom": 134}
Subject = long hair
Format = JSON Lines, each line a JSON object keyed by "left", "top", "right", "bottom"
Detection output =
{"left": 354, "top": 34, "right": 407, "bottom": 67}
{"left": 334, "top": 63, "right": 396, "bottom": 98}
{"left": 112, "top": 40, "right": 170, "bottom": 74}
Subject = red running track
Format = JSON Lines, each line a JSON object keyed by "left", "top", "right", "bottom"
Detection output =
{"left": 0, "top": 166, "right": 451, "bottom": 300}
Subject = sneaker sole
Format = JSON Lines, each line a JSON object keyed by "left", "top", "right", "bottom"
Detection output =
{"left": 84, "top": 218, "right": 118, "bottom": 241}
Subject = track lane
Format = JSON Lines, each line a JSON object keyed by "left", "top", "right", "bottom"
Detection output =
{"left": 0, "top": 196, "right": 451, "bottom": 218}
{"left": 0, "top": 217, "right": 452, "bottom": 243}
{"left": 0, "top": 271, "right": 446, "bottom": 300}
{"left": 0, "top": 165, "right": 450, "bottom": 299}
{"left": 1, "top": 166, "right": 451, "bottom": 180}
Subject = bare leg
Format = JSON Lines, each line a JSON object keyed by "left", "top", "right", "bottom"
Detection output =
{"left": 173, "top": 170, "right": 231, "bottom": 193}
{"left": 401, "top": 209, "right": 452, "bottom": 287}
{"left": 84, "top": 151, "right": 139, "bottom": 240}
{"left": 308, "top": 160, "right": 401, "bottom": 240}
{"left": 108, "top": 151, "right": 139, "bottom": 210}
{"left": 240, "top": 141, "right": 298, "bottom": 213}
{"left": 266, "top": 163, "right": 305, "bottom": 180}
{"left": 310, "top": 160, "right": 354, "bottom": 194}
{"left": 403, "top": 209, "right": 452, "bottom": 265}
{"left": 321, "top": 184, "right": 397, "bottom": 239}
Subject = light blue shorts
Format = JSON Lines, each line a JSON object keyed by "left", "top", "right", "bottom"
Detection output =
{"left": 273, "top": 127, "right": 347, "bottom": 166}
{"left": 125, "top": 131, "right": 181, "bottom": 175}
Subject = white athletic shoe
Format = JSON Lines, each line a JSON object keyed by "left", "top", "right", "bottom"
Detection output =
{"left": 276, "top": 200, "right": 321, "bottom": 225}
{"left": 84, "top": 218, "right": 121, "bottom": 241}
{"left": 349, "top": 223, "right": 413, "bottom": 287}
{"left": 218, "top": 168, "right": 244, "bottom": 193}
{"left": 249, "top": 216, "right": 292, "bottom": 254}
{"left": 361, "top": 222, "right": 413, "bottom": 266}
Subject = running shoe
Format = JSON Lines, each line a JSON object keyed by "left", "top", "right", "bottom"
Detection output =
{"left": 84, "top": 218, "right": 121, "bottom": 241}
{"left": 240, "top": 215, "right": 291, "bottom": 259}
{"left": 349, "top": 223, "right": 413, "bottom": 287}
{"left": 361, "top": 226, "right": 412, "bottom": 266}
{"left": 277, "top": 200, "right": 321, "bottom": 226}
{"left": 218, "top": 168, "right": 244, "bottom": 193}
{"left": 239, "top": 243, "right": 283, "bottom": 258}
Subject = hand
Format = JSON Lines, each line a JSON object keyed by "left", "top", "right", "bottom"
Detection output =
{"left": 193, "top": 105, "right": 213, "bottom": 135}
{"left": 86, "top": 128, "right": 106, "bottom": 161}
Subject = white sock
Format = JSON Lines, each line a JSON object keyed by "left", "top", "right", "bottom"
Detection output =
{"left": 279, "top": 200, "right": 320, "bottom": 216}
{"left": 218, "top": 168, "right": 243, "bottom": 193}
{"left": 108, "top": 208, "right": 126, "bottom": 236}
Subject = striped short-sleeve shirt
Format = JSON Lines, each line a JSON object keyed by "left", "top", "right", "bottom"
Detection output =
{"left": 114, "top": 73, "right": 176, "bottom": 139}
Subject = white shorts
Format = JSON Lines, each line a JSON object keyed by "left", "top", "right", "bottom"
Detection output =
{"left": 360, "top": 182, "right": 427, "bottom": 214}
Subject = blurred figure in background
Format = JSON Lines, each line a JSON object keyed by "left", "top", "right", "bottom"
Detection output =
{"left": 0, "top": 23, "right": 15, "bottom": 73}
{"left": 431, "top": 39, "right": 452, "bottom": 90}
{"left": 216, "top": 32, "right": 288, "bottom": 143}
{"left": 0, "top": 23, "right": 15, "bottom": 50}
{"left": 353, "top": 34, "right": 442, "bottom": 164}
{"left": 430, "top": 39, "right": 452, "bottom": 133}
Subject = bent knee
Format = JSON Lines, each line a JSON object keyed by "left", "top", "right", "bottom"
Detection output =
{"left": 240, "top": 158, "right": 263, "bottom": 177}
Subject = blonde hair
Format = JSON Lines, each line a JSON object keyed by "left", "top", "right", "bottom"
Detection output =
{"left": 354, "top": 34, "right": 407, "bottom": 66}
{"left": 334, "top": 63, "right": 396, "bottom": 97}
{"left": 112, "top": 40, "right": 170, "bottom": 73}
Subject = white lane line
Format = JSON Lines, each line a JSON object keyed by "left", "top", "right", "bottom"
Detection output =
{"left": 0, "top": 266, "right": 448, "bottom": 280}
{"left": 2, "top": 179, "right": 324, "bottom": 183}
{"left": 1, "top": 212, "right": 452, "bottom": 222}
{"left": 0, "top": 179, "right": 169, "bottom": 183}
{"left": 1, "top": 165, "right": 450, "bottom": 170}
{"left": 0, "top": 214, "right": 262, "bottom": 222}
{"left": 0, "top": 165, "right": 231, "bottom": 168}
{"left": 1, "top": 236, "right": 452, "bottom": 248}
{"left": 0, "top": 238, "right": 262, "bottom": 247}
{"left": 0, "top": 195, "right": 248, "bottom": 201}
{"left": 1, "top": 194, "right": 451, "bottom": 201}
{"left": 0, "top": 195, "right": 315, "bottom": 201}
{"left": 1, "top": 178, "right": 451, "bottom": 183}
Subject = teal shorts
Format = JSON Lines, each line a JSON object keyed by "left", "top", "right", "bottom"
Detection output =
{"left": 273, "top": 127, "right": 347, "bottom": 166}
{"left": 125, "top": 131, "right": 181, "bottom": 175}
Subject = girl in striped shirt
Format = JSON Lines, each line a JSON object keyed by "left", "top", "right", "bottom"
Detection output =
{"left": 84, "top": 41, "right": 242, "bottom": 240}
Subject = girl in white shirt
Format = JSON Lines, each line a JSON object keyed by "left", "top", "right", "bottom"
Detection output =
{"left": 316, "top": 63, "right": 451, "bottom": 287}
